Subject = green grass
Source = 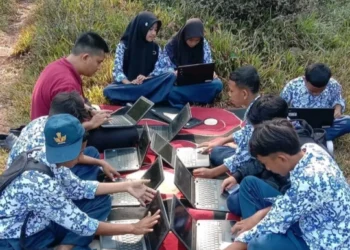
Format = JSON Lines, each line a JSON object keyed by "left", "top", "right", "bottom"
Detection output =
{"left": 0, "top": 0, "right": 16, "bottom": 31}
{"left": 2, "top": 0, "right": 350, "bottom": 177}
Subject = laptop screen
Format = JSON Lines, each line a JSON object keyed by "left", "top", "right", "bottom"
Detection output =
{"left": 151, "top": 133, "right": 174, "bottom": 166}
{"left": 174, "top": 156, "right": 192, "bottom": 202}
{"left": 126, "top": 96, "right": 153, "bottom": 123}
{"left": 138, "top": 125, "right": 150, "bottom": 162}
{"left": 169, "top": 103, "right": 191, "bottom": 140}
{"left": 171, "top": 196, "right": 193, "bottom": 250}
{"left": 142, "top": 157, "right": 164, "bottom": 190}
{"left": 146, "top": 192, "right": 170, "bottom": 250}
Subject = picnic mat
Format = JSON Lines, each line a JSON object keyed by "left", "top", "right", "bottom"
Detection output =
{"left": 100, "top": 105, "right": 243, "bottom": 143}
{"left": 95, "top": 139, "right": 240, "bottom": 250}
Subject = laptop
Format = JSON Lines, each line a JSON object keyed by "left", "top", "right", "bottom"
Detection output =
{"left": 101, "top": 96, "right": 154, "bottom": 128}
{"left": 174, "top": 155, "right": 235, "bottom": 212}
{"left": 288, "top": 108, "right": 334, "bottom": 128}
{"left": 104, "top": 125, "right": 150, "bottom": 172}
{"left": 111, "top": 157, "right": 165, "bottom": 207}
{"left": 148, "top": 103, "right": 191, "bottom": 141}
{"left": 151, "top": 132, "right": 209, "bottom": 169}
{"left": 170, "top": 195, "right": 235, "bottom": 250}
{"left": 100, "top": 192, "right": 170, "bottom": 250}
{"left": 176, "top": 63, "right": 215, "bottom": 86}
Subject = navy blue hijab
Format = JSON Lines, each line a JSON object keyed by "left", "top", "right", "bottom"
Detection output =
{"left": 121, "top": 11, "right": 162, "bottom": 80}
{"left": 165, "top": 18, "right": 204, "bottom": 66}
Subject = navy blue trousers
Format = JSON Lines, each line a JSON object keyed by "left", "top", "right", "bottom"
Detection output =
{"left": 325, "top": 115, "right": 350, "bottom": 140}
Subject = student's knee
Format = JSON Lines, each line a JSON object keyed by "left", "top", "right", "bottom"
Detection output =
{"left": 227, "top": 192, "right": 241, "bottom": 216}
{"left": 240, "top": 176, "right": 260, "bottom": 192}
{"left": 83, "top": 146, "right": 100, "bottom": 159}
{"left": 95, "top": 195, "right": 112, "bottom": 217}
{"left": 209, "top": 146, "right": 225, "bottom": 166}
{"left": 212, "top": 79, "right": 223, "bottom": 92}
{"left": 248, "top": 235, "right": 270, "bottom": 250}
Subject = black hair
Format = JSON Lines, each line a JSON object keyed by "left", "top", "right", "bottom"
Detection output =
{"left": 72, "top": 32, "right": 109, "bottom": 55}
{"left": 229, "top": 65, "right": 260, "bottom": 94}
{"left": 247, "top": 95, "right": 289, "bottom": 125}
{"left": 305, "top": 63, "right": 331, "bottom": 88}
{"left": 249, "top": 118, "right": 300, "bottom": 157}
{"left": 83, "top": 131, "right": 90, "bottom": 143}
{"left": 49, "top": 91, "right": 89, "bottom": 122}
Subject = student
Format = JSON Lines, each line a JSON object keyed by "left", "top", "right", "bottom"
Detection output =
{"left": 225, "top": 119, "right": 350, "bottom": 250}
{"left": 103, "top": 11, "right": 176, "bottom": 104}
{"left": 31, "top": 32, "right": 139, "bottom": 151}
{"left": 7, "top": 92, "right": 119, "bottom": 181}
{"left": 164, "top": 18, "right": 223, "bottom": 108}
{"left": 281, "top": 63, "right": 350, "bottom": 140}
{"left": 0, "top": 114, "right": 160, "bottom": 250}
{"left": 193, "top": 65, "right": 260, "bottom": 178}
{"left": 221, "top": 95, "right": 291, "bottom": 216}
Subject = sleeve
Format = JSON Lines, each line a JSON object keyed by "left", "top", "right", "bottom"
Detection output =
{"left": 203, "top": 39, "right": 213, "bottom": 63}
{"left": 150, "top": 47, "right": 174, "bottom": 76}
{"left": 58, "top": 167, "right": 99, "bottom": 200}
{"left": 30, "top": 172, "right": 99, "bottom": 236}
{"left": 112, "top": 42, "right": 128, "bottom": 82}
{"left": 280, "top": 82, "right": 292, "bottom": 105}
{"left": 330, "top": 79, "right": 346, "bottom": 112}
{"left": 232, "top": 159, "right": 265, "bottom": 183}
{"left": 235, "top": 174, "right": 319, "bottom": 244}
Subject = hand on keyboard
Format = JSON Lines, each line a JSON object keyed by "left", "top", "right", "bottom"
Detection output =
{"left": 100, "top": 160, "right": 121, "bottom": 181}
{"left": 126, "top": 179, "right": 157, "bottom": 206}
{"left": 131, "top": 210, "right": 161, "bottom": 235}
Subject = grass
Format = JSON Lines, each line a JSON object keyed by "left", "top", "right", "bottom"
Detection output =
{"left": 2, "top": 0, "right": 350, "bottom": 178}
{"left": 0, "top": 0, "right": 16, "bottom": 31}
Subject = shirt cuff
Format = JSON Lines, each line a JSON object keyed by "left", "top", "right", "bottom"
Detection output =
{"left": 333, "top": 101, "right": 345, "bottom": 113}
{"left": 84, "top": 181, "right": 99, "bottom": 199}
{"left": 115, "top": 73, "right": 127, "bottom": 83}
{"left": 223, "top": 157, "right": 236, "bottom": 173}
{"left": 82, "top": 217, "right": 99, "bottom": 236}
{"left": 235, "top": 231, "right": 250, "bottom": 243}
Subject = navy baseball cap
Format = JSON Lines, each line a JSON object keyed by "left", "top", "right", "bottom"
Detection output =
{"left": 44, "top": 114, "right": 85, "bottom": 164}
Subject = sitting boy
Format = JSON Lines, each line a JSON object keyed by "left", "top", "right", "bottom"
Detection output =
{"left": 225, "top": 119, "right": 350, "bottom": 250}
{"left": 0, "top": 114, "right": 160, "bottom": 250}
{"left": 281, "top": 63, "right": 350, "bottom": 140}
{"left": 194, "top": 65, "right": 261, "bottom": 178}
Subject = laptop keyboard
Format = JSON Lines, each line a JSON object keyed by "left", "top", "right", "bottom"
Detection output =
{"left": 109, "top": 116, "right": 132, "bottom": 126}
{"left": 101, "top": 220, "right": 145, "bottom": 250}
{"left": 195, "top": 179, "right": 221, "bottom": 210}
{"left": 106, "top": 149, "right": 139, "bottom": 171}
{"left": 178, "top": 151, "right": 197, "bottom": 167}
{"left": 196, "top": 221, "right": 223, "bottom": 250}
{"left": 112, "top": 192, "right": 139, "bottom": 206}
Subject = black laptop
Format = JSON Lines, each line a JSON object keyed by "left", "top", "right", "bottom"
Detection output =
{"left": 170, "top": 195, "right": 235, "bottom": 250}
{"left": 288, "top": 108, "right": 334, "bottom": 128}
{"left": 176, "top": 63, "right": 215, "bottom": 86}
{"left": 111, "top": 157, "right": 165, "bottom": 207}
{"left": 101, "top": 96, "right": 154, "bottom": 128}
{"left": 104, "top": 125, "right": 150, "bottom": 172}
{"left": 100, "top": 192, "right": 169, "bottom": 250}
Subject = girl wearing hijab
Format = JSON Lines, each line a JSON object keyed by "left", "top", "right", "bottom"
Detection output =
{"left": 103, "top": 11, "right": 176, "bottom": 104}
{"left": 164, "top": 18, "right": 223, "bottom": 108}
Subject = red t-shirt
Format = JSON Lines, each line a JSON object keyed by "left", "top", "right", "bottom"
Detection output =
{"left": 30, "top": 58, "right": 84, "bottom": 120}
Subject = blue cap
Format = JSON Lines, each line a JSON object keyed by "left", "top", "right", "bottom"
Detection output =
{"left": 44, "top": 114, "right": 85, "bottom": 164}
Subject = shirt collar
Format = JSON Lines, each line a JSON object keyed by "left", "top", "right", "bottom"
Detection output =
{"left": 244, "top": 94, "right": 261, "bottom": 121}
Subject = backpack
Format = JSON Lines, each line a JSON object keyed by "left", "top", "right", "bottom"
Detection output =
{"left": 0, "top": 150, "right": 54, "bottom": 250}
{"left": 294, "top": 119, "right": 329, "bottom": 153}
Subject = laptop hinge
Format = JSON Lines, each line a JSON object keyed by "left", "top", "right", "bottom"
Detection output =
{"left": 191, "top": 176, "right": 196, "bottom": 205}
{"left": 192, "top": 219, "right": 197, "bottom": 249}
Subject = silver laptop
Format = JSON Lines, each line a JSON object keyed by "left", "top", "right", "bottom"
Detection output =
{"left": 150, "top": 132, "right": 209, "bottom": 169}
{"left": 170, "top": 195, "right": 235, "bottom": 250}
{"left": 102, "top": 96, "right": 154, "bottom": 128}
{"left": 174, "top": 156, "right": 239, "bottom": 212}
{"left": 111, "top": 157, "right": 165, "bottom": 207}
{"left": 148, "top": 103, "right": 191, "bottom": 141}
{"left": 104, "top": 125, "right": 150, "bottom": 172}
{"left": 100, "top": 192, "right": 170, "bottom": 250}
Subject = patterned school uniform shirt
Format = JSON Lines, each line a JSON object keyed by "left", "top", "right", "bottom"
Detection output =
{"left": 235, "top": 143, "right": 350, "bottom": 250}
{"left": 281, "top": 77, "right": 346, "bottom": 112}
{"left": 112, "top": 42, "right": 173, "bottom": 82}
{"left": 1, "top": 133, "right": 99, "bottom": 238}
{"left": 223, "top": 95, "right": 260, "bottom": 172}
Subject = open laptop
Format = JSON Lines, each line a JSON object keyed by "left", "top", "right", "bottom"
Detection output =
{"left": 176, "top": 63, "right": 215, "bottom": 86}
{"left": 111, "top": 157, "right": 165, "bottom": 207}
{"left": 104, "top": 125, "right": 150, "bottom": 172}
{"left": 288, "top": 108, "right": 334, "bottom": 128}
{"left": 174, "top": 156, "right": 239, "bottom": 212}
{"left": 170, "top": 195, "right": 235, "bottom": 250}
{"left": 150, "top": 132, "right": 209, "bottom": 169}
{"left": 100, "top": 192, "right": 170, "bottom": 250}
{"left": 101, "top": 96, "right": 154, "bottom": 128}
{"left": 148, "top": 103, "right": 191, "bottom": 141}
